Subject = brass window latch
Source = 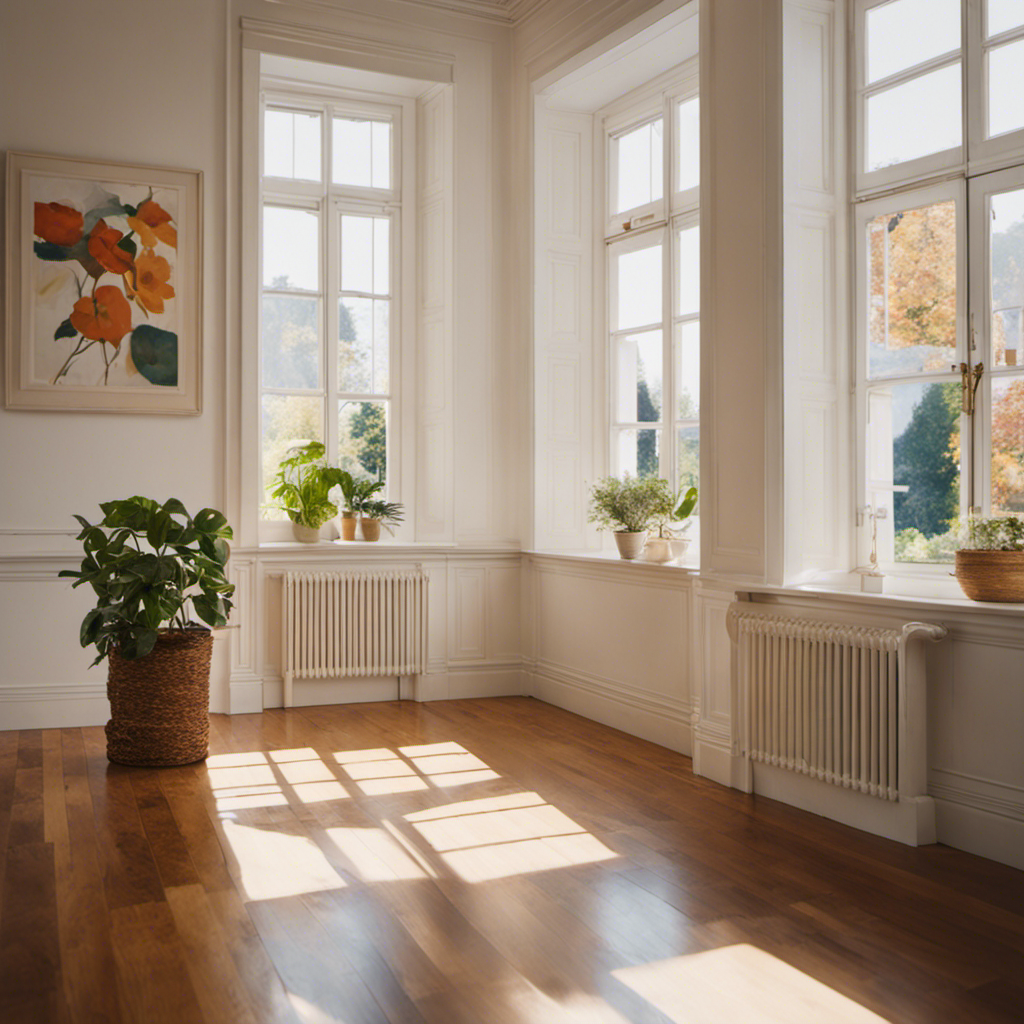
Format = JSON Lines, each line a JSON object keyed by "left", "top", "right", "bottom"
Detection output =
{"left": 952, "top": 361, "right": 984, "bottom": 415}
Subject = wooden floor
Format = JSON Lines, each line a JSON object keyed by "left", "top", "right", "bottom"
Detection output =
{"left": 1, "top": 697, "right": 1023, "bottom": 1024}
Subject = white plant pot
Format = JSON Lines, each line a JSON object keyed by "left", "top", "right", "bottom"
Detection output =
{"left": 642, "top": 537, "right": 673, "bottom": 563}
{"left": 668, "top": 537, "right": 691, "bottom": 562}
{"left": 613, "top": 531, "right": 647, "bottom": 560}
{"left": 292, "top": 523, "right": 320, "bottom": 544}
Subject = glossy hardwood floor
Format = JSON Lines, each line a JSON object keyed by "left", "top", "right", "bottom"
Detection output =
{"left": 1, "top": 696, "right": 1023, "bottom": 1024}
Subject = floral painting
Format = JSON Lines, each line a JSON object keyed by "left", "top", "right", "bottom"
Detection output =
{"left": 6, "top": 153, "right": 201, "bottom": 413}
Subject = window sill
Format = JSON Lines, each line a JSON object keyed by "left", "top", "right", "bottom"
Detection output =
{"left": 525, "top": 547, "right": 700, "bottom": 573}
{"left": 743, "top": 580, "right": 1024, "bottom": 618}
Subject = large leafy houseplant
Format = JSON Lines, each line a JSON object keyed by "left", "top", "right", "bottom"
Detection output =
{"left": 60, "top": 496, "right": 235, "bottom": 664}
{"left": 588, "top": 475, "right": 673, "bottom": 533}
{"left": 266, "top": 441, "right": 347, "bottom": 531}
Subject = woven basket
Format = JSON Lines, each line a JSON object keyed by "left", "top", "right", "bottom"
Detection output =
{"left": 106, "top": 629, "right": 213, "bottom": 766}
{"left": 954, "top": 550, "right": 1024, "bottom": 603}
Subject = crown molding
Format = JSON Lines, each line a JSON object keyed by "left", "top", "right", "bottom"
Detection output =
{"left": 264, "top": 0, "right": 552, "bottom": 27}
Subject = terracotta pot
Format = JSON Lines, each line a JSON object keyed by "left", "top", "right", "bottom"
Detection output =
{"left": 613, "top": 531, "right": 647, "bottom": 560}
{"left": 292, "top": 522, "right": 320, "bottom": 544}
{"left": 339, "top": 514, "right": 357, "bottom": 541}
{"left": 954, "top": 550, "right": 1024, "bottom": 602}
{"left": 360, "top": 517, "right": 381, "bottom": 542}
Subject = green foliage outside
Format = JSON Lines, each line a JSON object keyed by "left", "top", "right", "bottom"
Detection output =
{"left": 59, "top": 497, "right": 235, "bottom": 663}
{"left": 636, "top": 376, "right": 659, "bottom": 478}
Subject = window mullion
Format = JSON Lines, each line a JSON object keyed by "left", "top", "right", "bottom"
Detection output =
{"left": 325, "top": 202, "right": 339, "bottom": 467}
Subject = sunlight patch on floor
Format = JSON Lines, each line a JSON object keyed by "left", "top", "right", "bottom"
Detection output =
{"left": 327, "top": 826, "right": 428, "bottom": 882}
{"left": 221, "top": 820, "right": 345, "bottom": 901}
{"left": 612, "top": 945, "right": 893, "bottom": 1024}
{"left": 404, "top": 792, "right": 617, "bottom": 882}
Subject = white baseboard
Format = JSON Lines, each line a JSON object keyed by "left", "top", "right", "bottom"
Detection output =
{"left": 0, "top": 684, "right": 109, "bottom": 731}
{"left": 693, "top": 733, "right": 748, "bottom": 787}
{"left": 752, "top": 761, "right": 936, "bottom": 847}
{"left": 527, "top": 664, "right": 692, "bottom": 755}
{"left": 934, "top": 796, "right": 1024, "bottom": 871}
{"left": 416, "top": 666, "right": 525, "bottom": 702}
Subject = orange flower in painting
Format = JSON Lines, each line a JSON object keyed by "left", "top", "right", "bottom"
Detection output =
{"left": 34, "top": 202, "right": 83, "bottom": 246}
{"left": 127, "top": 251, "right": 175, "bottom": 314}
{"left": 127, "top": 200, "right": 176, "bottom": 249}
{"left": 69, "top": 286, "right": 132, "bottom": 346}
{"left": 88, "top": 220, "right": 135, "bottom": 276}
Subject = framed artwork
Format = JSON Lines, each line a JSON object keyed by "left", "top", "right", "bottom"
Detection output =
{"left": 5, "top": 151, "right": 202, "bottom": 414}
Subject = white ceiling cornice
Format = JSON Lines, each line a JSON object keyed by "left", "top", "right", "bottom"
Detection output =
{"left": 269, "top": 0, "right": 554, "bottom": 26}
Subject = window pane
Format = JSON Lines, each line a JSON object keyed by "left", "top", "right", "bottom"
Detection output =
{"left": 615, "top": 244, "right": 662, "bottom": 329}
{"left": 991, "top": 187, "right": 1024, "bottom": 368}
{"left": 868, "top": 381, "right": 960, "bottom": 563}
{"left": 867, "top": 200, "right": 957, "bottom": 378}
{"left": 615, "top": 331, "right": 662, "bottom": 423}
{"left": 676, "top": 225, "right": 700, "bottom": 316}
{"left": 865, "top": 63, "right": 962, "bottom": 172}
{"left": 263, "top": 295, "right": 320, "bottom": 389}
{"left": 264, "top": 109, "right": 321, "bottom": 181}
{"left": 992, "top": 376, "right": 1024, "bottom": 514}
{"left": 988, "top": 39, "right": 1024, "bottom": 138}
{"left": 676, "top": 97, "right": 699, "bottom": 193}
{"left": 341, "top": 215, "right": 389, "bottom": 295}
{"left": 262, "top": 395, "right": 324, "bottom": 517}
{"left": 616, "top": 428, "right": 660, "bottom": 479}
{"left": 339, "top": 298, "right": 389, "bottom": 394}
{"left": 615, "top": 119, "right": 663, "bottom": 214}
{"left": 332, "top": 117, "right": 391, "bottom": 189}
{"left": 339, "top": 400, "right": 387, "bottom": 482}
{"left": 866, "top": 0, "right": 960, "bottom": 83}
{"left": 263, "top": 207, "right": 319, "bottom": 291}
{"left": 677, "top": 424, "right": 699, "bottom": 493}
{"left": 988, "top": 0, "right": 1024, "bottom": 37}
{"left": 675, "top": 321, "right": 700, "bottom": 419}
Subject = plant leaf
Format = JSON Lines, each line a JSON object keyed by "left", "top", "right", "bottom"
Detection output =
{"left": 130, "top": 326, "right": 178, "bottom": 386}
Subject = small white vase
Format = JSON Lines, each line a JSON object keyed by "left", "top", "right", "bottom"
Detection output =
{"left": 668, "top": 537, "right": 691, "bottom": 562}
{"left": 642, "top": 537, "right": 673, "bottom": 563}
{"left": 292, "top": 523, "right": 320, "bottom": 544}
{"left": 613, "top": 531, "right": 647, "bottom": 559}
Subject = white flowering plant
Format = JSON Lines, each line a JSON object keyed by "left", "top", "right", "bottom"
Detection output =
{"left": 958, "top": 514, "right": 1024, "bottom": 551}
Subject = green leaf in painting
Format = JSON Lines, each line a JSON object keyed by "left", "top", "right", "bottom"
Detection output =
{"left": 34, "top": 240, "right": 72, "bottom": 261}
{"left": 116, "top": 236, "right": 137, "bottom": 259}
{"left": 130, "top": 326, "right": 178, "bottom": 386}
{"left": 54, "top": 318, "right": 76, "bottom": 341}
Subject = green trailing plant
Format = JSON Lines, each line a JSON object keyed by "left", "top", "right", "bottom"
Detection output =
{"left": 59, "top": 496, "right": 235, "bottom": 664}
{"left": 266, "top": 441, "right": 347, "bottom": 529}
{"left": 958, "top": 514, "right": 1024, "bottom": 551}
{"left": 587, "top": 475, "right": 674, "bottom": 534}
{"left": 361, "top": 499, "right": 405, "bottom": 534}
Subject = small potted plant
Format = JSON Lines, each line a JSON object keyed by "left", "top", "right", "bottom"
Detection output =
{"left": 59, "top": 496, "right": 234, "bottom": 766}
{"left": 359, "top": 499, "right": 405, "bottom": 542}
{"left": 338, "top": 475, "right": 385, "bottom": 541}
{"left": 587, "top": 475, "right": 669, "bottom": 559}
{"left": 645, "top": 485, "right": 699, "bottom": 563}
{"left": 954, "top": 514, "right": 1024, "bottom": 602}
{"left": 266, "top": 441, "right": 347, "bottom": 543}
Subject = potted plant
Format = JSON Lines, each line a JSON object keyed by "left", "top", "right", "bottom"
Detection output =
{"left": 338, "top": 475, "right": 385, "bottom": 541}
{"left": 587, "top": 475, "right": 670, "bottom": 559}
{"left": 58, "top": 496, "right": 235, "bottom": 766}
{"left": 266, "top": 441, "right": 347, "bottom": 543}
{"left": 646, "top": 485, "right": 699, "bottom": 563}
{"left": 954, "top": 514, "right": 1024, "bottom": 602}
{"left": 359, "top": 499, "right": 405, "bottom": 542}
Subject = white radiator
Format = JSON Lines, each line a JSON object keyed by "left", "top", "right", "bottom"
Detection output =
{"left": 728, "top": 607, "right": 946, "bottom": 804}
{"left": 282, "top": 570, "right": 428, "bottom": 707}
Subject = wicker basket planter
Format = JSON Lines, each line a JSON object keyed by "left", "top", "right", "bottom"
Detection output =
{"left": 954, "top": 550, "right": 1024, "bottom": 603}
{"left": 106, "top": 629, "right": 213, "bottom": 766}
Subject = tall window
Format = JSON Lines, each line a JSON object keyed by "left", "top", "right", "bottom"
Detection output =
{"left": 260, "top": 92, "right": 401, "bottom": 515}
{"left": 854, "top": 0, "right": 1024, "bottom": 565}
{"left": 604, "top": 72, "right": 700, "bottom": 494}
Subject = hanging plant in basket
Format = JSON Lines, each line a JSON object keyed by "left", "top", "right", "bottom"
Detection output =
{"left": 59, "top": 496, "right": 235, "bottom": 766}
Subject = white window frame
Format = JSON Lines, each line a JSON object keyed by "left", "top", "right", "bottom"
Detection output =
{"left": 257, "top": 81, "right": 411, "bottom": 542}
{"left": 852, "top": 0, "right": 1024, "bottom": 572}
{"left": 601, "top": 63, "right": 700, "bottom": 494}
